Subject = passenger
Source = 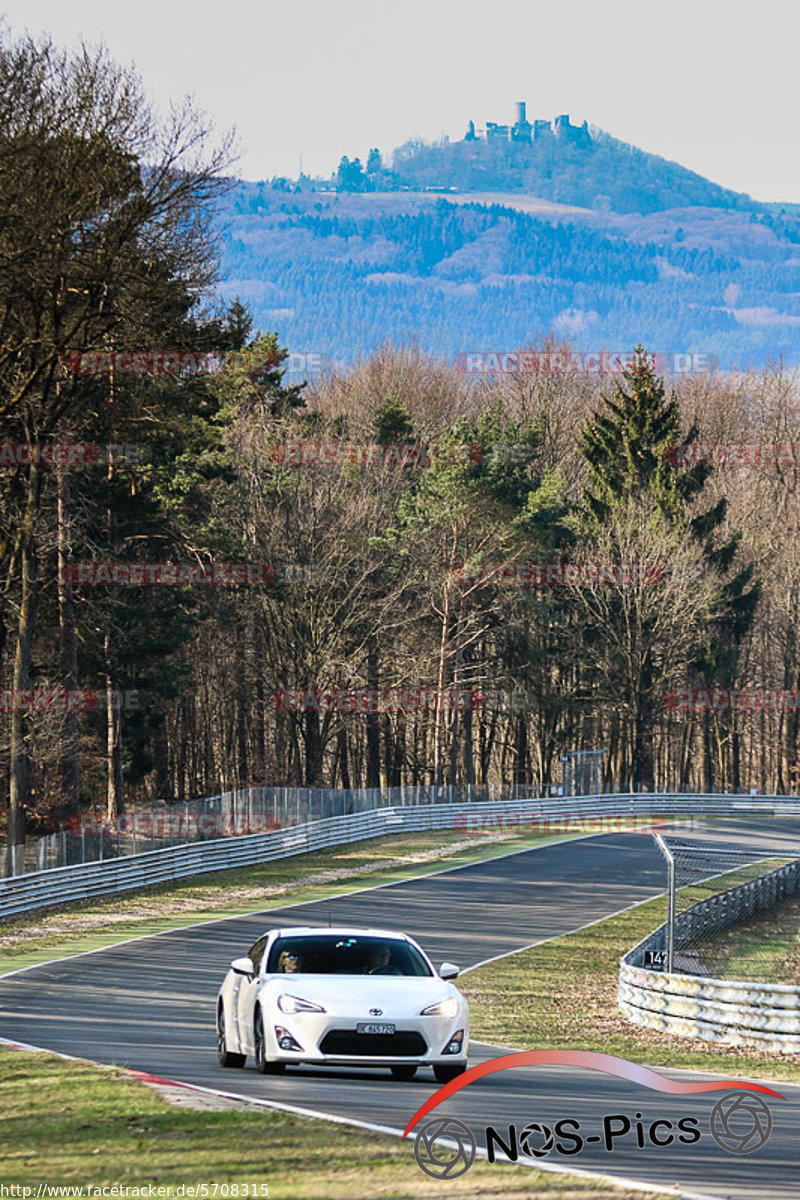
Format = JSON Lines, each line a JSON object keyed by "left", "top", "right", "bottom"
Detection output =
{"left": 278, "top": 950, "right": 301, "bottom": 973}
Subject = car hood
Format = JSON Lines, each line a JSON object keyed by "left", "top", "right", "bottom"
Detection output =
{"left": 260, "top": 974, "right": 459, "bottom": 1013}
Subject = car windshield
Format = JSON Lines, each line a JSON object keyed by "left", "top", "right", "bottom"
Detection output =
{"left": 266, "top": 935, "right": 433, "bottom": 976}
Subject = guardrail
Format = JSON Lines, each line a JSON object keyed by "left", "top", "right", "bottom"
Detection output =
{"left": 4, "top": 783, "right": 793, "bottom": 878}
{"left": 3, "top": 783, "right": 521, "bottom": 878}
{"left": 1, "top": 791, "right": 799, "bottom": 921}
{"left": 619, "top": 858, "right": 800, "bottom": 1053}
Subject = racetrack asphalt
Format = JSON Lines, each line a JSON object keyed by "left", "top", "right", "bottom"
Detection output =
{"left": 1, "top": 820, "right": 799, "bottom": 1199}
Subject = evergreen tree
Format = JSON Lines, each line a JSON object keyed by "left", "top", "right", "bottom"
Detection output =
{"left": 373, "top": 396, "right": 414, "bottom": 444}
{"left": 577, "top": 346, "right": 760, "bottom": 790}
{"left": 579, "top": 345, "right": 709, "bottom": 525}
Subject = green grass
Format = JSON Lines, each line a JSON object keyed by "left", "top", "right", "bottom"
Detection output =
{"left": 0, "top": 827, "right": 571, "bottom": 975}
{"left": 663, "top": 858, "right": 798, "bottom": 981}
{"left": 461, "top": 892, "right": 800, "bottom": 1085}
{"left": 692, "top": 895, "right": 800, "bottom": 983}
{"left": 0, "top": 1046, "right": 674, "bottom": 1198}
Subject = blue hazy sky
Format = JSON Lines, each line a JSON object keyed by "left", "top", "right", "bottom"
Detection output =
{"left": 4, "top": 0, "right": 799, "bottom": 203}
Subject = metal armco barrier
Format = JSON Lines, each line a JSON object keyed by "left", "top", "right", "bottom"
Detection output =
{"left": 620, "top": 857, "right": 800, "bottom": 1052}
{"left": 1, "top": 792, "right": 799, "bottom": 921}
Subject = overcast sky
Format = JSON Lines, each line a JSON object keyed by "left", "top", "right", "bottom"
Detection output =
{"left": 4, "top": 0, "right": 798, "bottom": 203}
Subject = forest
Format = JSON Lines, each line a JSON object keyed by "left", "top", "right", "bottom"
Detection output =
{"left": 2, "top": 33, "right": 800, "bottom": 863}
{"left": 218, "top": 187, "right": 800, "bottom": 370}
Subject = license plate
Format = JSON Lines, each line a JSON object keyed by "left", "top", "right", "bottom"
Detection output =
{"left": 356, "top": 1022, "right": 395, "bottom": 1035}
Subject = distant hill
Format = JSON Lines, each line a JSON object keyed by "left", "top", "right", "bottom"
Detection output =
{"left": 384, "top": 123, "right": 758, "bottom": 216}
{"left": 216, "top": 113, "right": 800, "bottom": 372}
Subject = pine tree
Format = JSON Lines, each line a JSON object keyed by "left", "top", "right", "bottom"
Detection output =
{"left": 580, "top": 345, "right": 709, "bottom": 525}
{"left": 578, "top": 346, "right": 760, "bottom": 790}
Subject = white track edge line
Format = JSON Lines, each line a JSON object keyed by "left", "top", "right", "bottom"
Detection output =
{"left": 0, "top": 828, "right": 612, "bottom": 979}
{"left": 0, "top": 1035, "right": 719, "bottom": 1200}
{"left": 461, "top": 887, "right": 666, "bottom": 973}
{"left": 6, "top": 821, "right": 794, "bottom": 1087}
{"left": 3, "top": 825, "right": 796, "bottom": 1089}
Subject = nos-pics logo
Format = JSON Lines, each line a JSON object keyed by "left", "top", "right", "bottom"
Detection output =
{"left": 413, "top": 1118, "right": 476, "bottom": 1180}
{"left": 406, "top": 1051, "right": 782, "bottom": 1179}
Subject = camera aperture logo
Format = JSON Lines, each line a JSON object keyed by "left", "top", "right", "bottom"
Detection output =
{"left": 413, "top": 1118, "right": 476, "bottom": 1179}
{"left": 709, "top": 1091, "right": 773, "bottom": 1155}
{"left": 405, "top": 1050, "right": 783, "bottom": 1178}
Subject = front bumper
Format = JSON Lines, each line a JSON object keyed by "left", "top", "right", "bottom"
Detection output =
{"left": 267, "top": 1011, "right": 468, "bottom": 1066}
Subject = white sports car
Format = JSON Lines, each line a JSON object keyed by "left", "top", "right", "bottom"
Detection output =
{"left": 216, "top": 925, "right": 469, "bottom": 1082}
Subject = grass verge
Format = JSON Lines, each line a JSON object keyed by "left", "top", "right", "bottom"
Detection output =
{"left": 0, "top": 1046, "right": 674, "bottom": 1198}
{"left": 688, "top": 895, "right": 800, "bottom": 984}
{"left": 461, "top": 893, "right": 800, "bottom": 1085}
{"left": 0, "top": 828, "right": 569, "bottom": 974}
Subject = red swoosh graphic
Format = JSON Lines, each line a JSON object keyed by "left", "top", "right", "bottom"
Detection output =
{"left": 403, "top": 1050, "right": 785, "bottom": 1137}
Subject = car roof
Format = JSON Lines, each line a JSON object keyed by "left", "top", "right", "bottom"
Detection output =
{"left": 270, "top": 926, "right": 413, "bottom": 941}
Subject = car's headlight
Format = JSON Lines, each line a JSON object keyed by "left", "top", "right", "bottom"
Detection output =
{"left": 421, "top": 997, "right": 459, "bottom": 1019}
{"left": 277, "top": 993, "right": 326, "bottom": 1014}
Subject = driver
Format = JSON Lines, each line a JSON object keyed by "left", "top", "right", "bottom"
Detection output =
{"left": 366, "top": 944, "right": 393, "bottom": 974}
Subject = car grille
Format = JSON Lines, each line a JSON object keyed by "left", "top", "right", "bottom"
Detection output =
{"left": 319, "top": 1030, "right": 427, "bottom": 1057}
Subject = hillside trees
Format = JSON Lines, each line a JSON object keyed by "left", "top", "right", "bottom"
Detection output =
{"left": 0, "top": 30, "right": 232, "bottom": 863}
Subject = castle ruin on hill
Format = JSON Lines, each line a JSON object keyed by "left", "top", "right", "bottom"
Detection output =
{"left": 465, "top": 102, "right": 592, "bottom": 148}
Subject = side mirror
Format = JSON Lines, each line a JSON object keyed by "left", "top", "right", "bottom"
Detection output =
{"left": 231, "top": 956, "right": 255, "bottom": 978}
{"left": 439, "top": 962, "right": 460, "bottom": 980}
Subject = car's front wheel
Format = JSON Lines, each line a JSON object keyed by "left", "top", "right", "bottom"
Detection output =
{"left": 390, "top": 1065, "right": 417, "bottom": 1080}
{"left": 217, "top": 1004, "right": 245, "bottom": 1068}
{"left": 254, "top": 1008, "right": 286, "bottom": 1075}
{"left": 434, "top": 1062, "right": 467, "bottom": 1084}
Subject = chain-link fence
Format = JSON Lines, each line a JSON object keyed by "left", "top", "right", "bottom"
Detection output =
{"left": 651, "top": 835, "right": 800, "bottom": 981}
{"left": 2, "top": 780, "right": 560, "bottom": 877}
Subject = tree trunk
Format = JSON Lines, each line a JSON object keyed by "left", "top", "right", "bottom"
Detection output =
{"left": 57, "top": 457, "right": 80, "bottom": 820}
{"left": 462, "top": 704, "right": 475, "bottom": 786}
{"left": 336, "top": 725, "right": 351, "bottom": 790}
{"left": 513, "top": 713, "right": 528, "bottom": 786}
{"left": 304, "top": 708, "right": 323, "bottom": 784}
{"left": 632, "top": 657, "right": 654, "bottom": 792}
{"left": 433, "top": 577, "right": 451, "bottom": 786}
{"left": 105, "top": 630, "right": 125, "bottom": 820}
{"left": 7, "top": 464, "right": 41, "bottom": 873}
{"left": 365, "top": 639, "right": 381, "bottom": 788}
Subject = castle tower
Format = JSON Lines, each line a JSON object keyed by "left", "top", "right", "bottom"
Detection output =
{"left": 511, "top": 99, "right": 532, "bottom": 144}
